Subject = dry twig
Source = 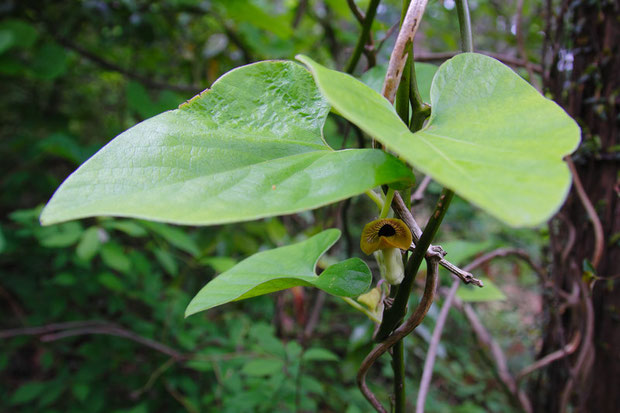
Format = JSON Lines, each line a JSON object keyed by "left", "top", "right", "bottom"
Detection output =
{"left": 416, "top": 247, "right": 547, "bottom": 412}
{"left": 392, "top": 192, "right": 483, "bottom": 286}
{"left": 1, "top": 320, "right": 187, "bottom": 361}
{"left": 381, "top": 0, "right": 429, "bottom": 104}
{"left": 517, "top": 331, "right": 581, "bottom": 381}
{"left": 415, "top": 51, "right": 543, "bottom": 74}
{"left": 411, "top": 175, "right": 432, "bottom": 203}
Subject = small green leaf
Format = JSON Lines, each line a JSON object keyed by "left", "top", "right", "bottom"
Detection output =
{"left": 38, "top": 222, "right": 83, "bottom": 248}
{"left": 241, "top": 358, "right": 284, "bottom": 377}
{"left": 298, "top": 53, "right": 580, "bottom": 227}
{"left": 200, "top": 256, "right": 238, "bottom": 273}
{"left": 458, "top": 278, "right": 506, "bottom": 302}
{"left": 314, "top": 257, "right": 374, "bottom": 296}
{"left": 0, "top": 31, "right": 14, "bottom": 55}
{"left": 71, "top": 383, "right": 90, "bottom": 402}
{"left": 140, "top": 221, "right": 200, "bottom": 256}
{"left": 40, "top": 61, "right": 413, "bottom": 226}
{"left": 97, "top": 272, "right": 125, "bottom": 292}
{"left": 76, "top": 227, "right": 101, "bottom": 261}
{"left": 105, "top": 220, "right": 148, "bottom": 237}
{"left": 32, "top": 42, "right": 68, "bottom": 80}
{"left": 0, "top": 19, "right": 38, "bottom": 50}
{"left": 152, "top": 247, "right": 178, "bottom": 276}
{"left": 10, "top": 381, "right": 47, "bottom": 405}
{"left": 100, "top": 243, "right": 131, "bottom": 273}
{"left": 302, "top": 348, "right": 339, "bottom": 362}
{"left": 51, "top": 272, "right": 77, "bottom": 287}
{"left": 185, "top": 229, "right": 371, "bottom": 317}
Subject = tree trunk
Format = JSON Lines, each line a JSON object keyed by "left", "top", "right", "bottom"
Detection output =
{"left": 534, "top": 1, "right": 619, "bottom": 412}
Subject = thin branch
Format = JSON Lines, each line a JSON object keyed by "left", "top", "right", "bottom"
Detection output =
{"left": 56, "top": 38, "right": 200, "bottom": 93}
{"left": 345, "top": 0, "right": 381, "bottom": 73}
{"left": 556, "top": 212, "right": 577, "bottom": 263}
{"left": 131, "top": 357, "right": 178, "bottom": 399}
{"left": 416, "top": 247, "right": 548, "bottom": 412}
{"left": 458, "top": 298, "right": 533, "bottom": 413}
{"left": 392, "top": 192, "right": 483, "bottom": 286}
{"left": 416, "top": 279, "right": 459, "bottom": 413}
{"left": 381, "top": 0, "right": 430, "bottom": 104}
{"left": 1, "top": 321, "right": 186, "bottom": 361}
{"left": 517, "top": 331, "right": 581, "bottom": 382}
{"left": 346, "top": 0, "right": 366, "bottom": 23}
{"left": 292, "top": 0, "right": 309, "bottom": 28}
{"left": 165, "top": 380, "right": 200, "bottom": 413}
{"left": 376, "top": 22, "right": 400, "bottom": 55}
{"left": 464, "top": 248, "right": 547, "bottom": 282}
{"left": 560, "top": 280, "right": 595, "bottom": 412}
{"left": 358, "top": 255, "right": 440, "bottom": 412}
{"left": 414, "top": 51, "right": 543, "bottom": 74}
{"left": 393, "top": 192, "right": 423, "bottom": 238}
{"left": 41, "top": 326, "right": 186, "bottom": 360}
{"left": 0, "top": 320, "right": 108, "bottom": 339}
{"left": 438, "top": 258, "right": 483, "bottom": 287}
{"left": 411, "top": 175, "right": 432, "bottom": 203}
{"left": 0, "top": 285, "right": 26, "bottom": 324}
{"left": 303, "top": 291, "right": 326, "bottom": 341}
{"left": 566, "top": 157, "right": 604, "bottom": 269}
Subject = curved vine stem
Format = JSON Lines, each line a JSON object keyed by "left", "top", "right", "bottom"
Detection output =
{"left": 565, "top": 157, "right": 604, "bottom": 269}
{"left": 357, "top": 254, "right": 440, "bottom": 412}
{"left": 357, "top": 1, "right": 479, "bottom": 410}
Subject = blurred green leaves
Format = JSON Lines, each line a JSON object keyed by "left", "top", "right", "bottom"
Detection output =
{"left": 0, "top": 19, "right": 68, "bottom": 80}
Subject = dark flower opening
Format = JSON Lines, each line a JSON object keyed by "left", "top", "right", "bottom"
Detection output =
{"left": 378, "top": 224, "right": 396, "bottom": 237}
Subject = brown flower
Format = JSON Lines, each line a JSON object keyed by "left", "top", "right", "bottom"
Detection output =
{"left": 360, "top": 218, "right": 412, "bottom": 255}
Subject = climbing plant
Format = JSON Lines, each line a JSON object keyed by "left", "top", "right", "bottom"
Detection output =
{"left": 39, "top": 0, "right": 579, "bottom": 411}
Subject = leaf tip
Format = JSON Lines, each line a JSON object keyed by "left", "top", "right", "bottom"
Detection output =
{"left": 38, "top": 206, "right": 55, "bottom": 227}
{"left": 184, "top": 302, "right": 201, "bottom": 318}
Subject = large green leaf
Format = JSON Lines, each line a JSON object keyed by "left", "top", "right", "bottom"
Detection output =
{"left": 185, "top": 229, "right": 371, "bottom": 316}
{"left": 297, "top": 53, "right": 580, "bottom": 227}
{"left": 40, "top": 61, "right": 413, "bottom": 226}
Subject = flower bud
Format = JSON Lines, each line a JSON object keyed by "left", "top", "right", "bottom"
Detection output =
{"left": 374, "top": 247, "right": 405, "bottom": 285}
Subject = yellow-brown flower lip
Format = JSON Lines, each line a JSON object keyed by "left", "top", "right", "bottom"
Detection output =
{"left": 360, "top": 218, "right": 412, "bottom": 255}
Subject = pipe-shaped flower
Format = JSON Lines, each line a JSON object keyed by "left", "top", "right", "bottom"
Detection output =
{"left": 360, "top": 218, "right": 412, "bottom": 255}
{"left": 374, "top": 248, "right": 404, "bottom": 285}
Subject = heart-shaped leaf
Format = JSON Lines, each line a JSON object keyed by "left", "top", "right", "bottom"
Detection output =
{"left": 298, "top": 53, "right": 580, "bottom": 227}
{"left": 185, "top": 229, "right": 371, "bottom": 316}
{"left": 40, "top": 61, "right": 413, "bottom": 226}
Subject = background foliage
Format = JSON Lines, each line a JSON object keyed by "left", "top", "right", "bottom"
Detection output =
{"left": 2, "top": 1, "right": 552, "bottom": 411}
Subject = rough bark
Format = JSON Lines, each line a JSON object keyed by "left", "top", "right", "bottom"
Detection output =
{"left": 534, "top": 1, "right": 620, "bottom": 412}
